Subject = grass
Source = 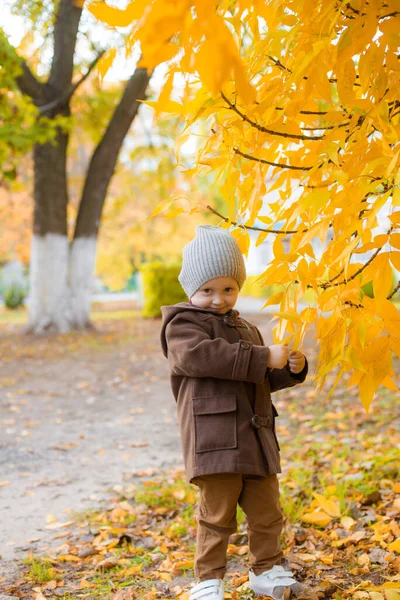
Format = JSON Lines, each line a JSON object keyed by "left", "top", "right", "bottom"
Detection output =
{"left": 23, "top": 556, "right": 58, "bottom": 583}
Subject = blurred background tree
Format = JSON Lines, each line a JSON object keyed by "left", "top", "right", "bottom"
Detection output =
{"left": 1, "top": 0, "right": 152, "bottom": 332}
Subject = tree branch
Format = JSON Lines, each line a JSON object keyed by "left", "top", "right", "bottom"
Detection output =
{"left": 0, "top": 30, "right": 44, "bottom": 101}
{"left": 321, "top": 245, "right": 383, "bottom": 289}
{"left": 38, "top": 50, "right": 106, "bottom": 114}
{"left": 206, "top": 205, "right": 305, "bottom": 234}
{"left": 221, "top": 92, "right": 325, "bottom": 141}
{"left": 48, "top": 0, "right": 83, "bottom": 93}
{"left": 379, "top": 11, "right": 400, "bottom": 20}
{"left": 16, "top": 60, "right": 44, "bottom": 101}
{"left": 233, "top": 147, "right": 314, "bottom": 171}
{"left": 388, "top": 279, "right": 400, "bottom": 300}
{"left": 74, "top": 66, "right": 152, "bottom": 239}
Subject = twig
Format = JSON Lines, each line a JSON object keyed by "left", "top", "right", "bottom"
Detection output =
{"left": 221, "top": 92, "right": 324, "bottom": 141}
{"left": 388, "top": 279, "right": 400, "bottom": 300}
{"left": 321, "top": 245, "right": 383, "bottom": 289}
{"left": 38, "top": 50, "right": 106, "bottom": 114}
{"left": 206, "top": 205, "right": 305, "bottom": 234}
{"left": 233, "top": 147, "right": 314, "bottom": 171}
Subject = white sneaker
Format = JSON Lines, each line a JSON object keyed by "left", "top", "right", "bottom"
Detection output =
{"left": 189, "top": 578, "right": 224, "bottom": 600}
{"left": 249, "top": 565, "right": 298, "bottom": 599}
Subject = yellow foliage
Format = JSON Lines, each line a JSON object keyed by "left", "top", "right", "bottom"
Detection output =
{"left": 90, "top": 0, "right": 400, "bottom": 406}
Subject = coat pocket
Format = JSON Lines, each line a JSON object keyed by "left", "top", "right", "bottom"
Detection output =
{"left": 193, "top": 395, "right": 237, "bottom": 453}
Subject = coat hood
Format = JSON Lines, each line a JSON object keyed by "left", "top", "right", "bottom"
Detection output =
{"left": 160, "top": 302, "right": 240, "bottom": 357}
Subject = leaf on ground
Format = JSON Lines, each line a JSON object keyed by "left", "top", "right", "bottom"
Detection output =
{"left": 313, "top": 493, "right": 341, "bottom": 517}
{"left": 388, "top": 539, "right": 400, "bottom": 553}
{"left": 301, "top": 510, "right": 332, "bottom": 526}
{"left": 110, "top": 590, "right": 136, "bottom": 600}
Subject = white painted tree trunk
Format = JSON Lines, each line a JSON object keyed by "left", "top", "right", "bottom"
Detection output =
{"left": 69, "top": 237, "right": 97, "bottom": 329}
{"left": 27, "top": 234, "right": 97, "bottom": 333}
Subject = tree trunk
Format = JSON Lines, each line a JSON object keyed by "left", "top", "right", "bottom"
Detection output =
{"left": 26, "top": 68, "right": 151, "bottom": 332}
{"left": 15, "top": 0, "right": 151, "bottom": 333}
{"left": 27, "top": 237, "right": 97, "bottom": 333}
{"left": 68, "top": 67, "right": 151, "bottom": 329}
{"left": 69, "top": 236, "right": 97, "bottom": 329}
{"left": 27, "top": 130, "right": 72, "bottom": 332}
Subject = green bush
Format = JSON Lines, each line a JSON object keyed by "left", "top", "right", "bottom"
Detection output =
{"left": 3, "top": 283, "right": 26, "bottom": 309}
{"left": 140, "top": 262, "right": 186, "bottom": 318}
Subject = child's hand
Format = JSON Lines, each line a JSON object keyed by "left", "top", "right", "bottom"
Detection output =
{"left": 288, "top": 350, "right": 306, "bottom": 374}
{"left": 267, "top": 344, "right": 289, "bottom": 369}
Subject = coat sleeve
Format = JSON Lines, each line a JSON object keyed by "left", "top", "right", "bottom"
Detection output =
{"left": 166, "top": 314, "right": 270, "bottom": 384}
{"left": 253, "top": 326, "right": 308, "bottom": 393}
{"left": 267, "top": 360, "right": 308, "bottom": 393}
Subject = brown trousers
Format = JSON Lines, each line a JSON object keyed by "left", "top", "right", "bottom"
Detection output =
{"left": 192, "top": 473, "right": 283, "bottom": 581}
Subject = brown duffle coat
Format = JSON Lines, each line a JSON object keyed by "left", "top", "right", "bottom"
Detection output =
{"left": 160, "top": 303, "right": 307, "bottom": 482}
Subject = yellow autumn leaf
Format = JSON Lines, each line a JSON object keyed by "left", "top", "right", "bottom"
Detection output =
{"left": 88, "top": 1, "right": 144, "bottom": 27}
{"left": 230, "top": 228, "right": 250, "bottom": 257}
{"left": 390, "top": 233, "right": 400, "bottom": 250}
{"left": 301, "top": 511, "right": 332, "bottom": 527}
{"left": 388, "top": 539, "right": 400, "bottom": 553}
{"left": 372, "top": 254, "right": 393, "bottom": 300}
{"left": 261, "top": 292, "right": 285, "bottom": 309}
{"left": 97, "top": 48, "right": 116, "bottom": 80}
{"left": 173, "top": 559, "right": 194, "bottom": 570}
{"left": 320, "top": 555, "right": 334, "bottom": 565}
{"left": 390, "top": 252, "right": 400, "bottom": 271}
{"left": 270, "top": 311, "right": 303, "bottom": 324}
{"left": 56, "top": 554, "right": 81, "bottom": 562}
{"left": 384, "top": 591, "right": 400, "bottom": 600}
{"left": 313, "top": 493, "right": 341, "bottom": 517}
{"left": 359, "top": 373, "right": 375, "bottom": 412}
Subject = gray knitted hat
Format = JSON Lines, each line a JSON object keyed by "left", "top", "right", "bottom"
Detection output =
{"left": 179, "top": 225, "right": 246, "bottom": 298}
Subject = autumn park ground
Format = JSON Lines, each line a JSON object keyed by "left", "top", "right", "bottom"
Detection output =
{"left": 0, "top": 303, "right": 399, "bottom": 600}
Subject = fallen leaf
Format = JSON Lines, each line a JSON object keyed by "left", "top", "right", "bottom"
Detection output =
{"left": 301, "top": 510, "right": 332, "bottom": 527}
{"left": 388, "top": 539, "right": 400, "bottom": 553}
{"left": 341, "top": 516, "right": 356, "bottom": 529}
{"left": 96, "top": 556, "right": 119, "bottom": 570}
{"left": 110, "top": 590, "right": 135, "bottom": 600}
{"left": 313, "top": 493, "right": 341, "bottom": 517}
{"left": 57, "top": 554, "right": 81, "bottom": 562}
{"left": 45, "top": 520, "right": 74, "bottom": 530}
{"left": 294, "top": 552, "right": 317, "bottom": 562}
{"left": 320, "top": 555, "right": 334, "bottom": 565}
{"left": 42, "top": 580, "right": 58, "bottom": 590}
{"left": 358, "top": 553, "right": 371, "bottom": 567}
{"left": 385, "top": 591, "right": 400, "bottom": 600}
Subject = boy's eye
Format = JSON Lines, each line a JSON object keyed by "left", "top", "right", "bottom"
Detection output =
{"left": 203, "top": 289, "right": 211, "bottom": 293}
{"left": 225, "top": 288, "right": 232, "bottom": 292}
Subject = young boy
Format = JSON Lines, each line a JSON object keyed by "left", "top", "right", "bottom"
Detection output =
{"left": 160, "top": 225, "right": 308, "bottom": 600}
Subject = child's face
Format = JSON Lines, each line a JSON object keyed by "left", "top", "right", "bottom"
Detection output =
{"left": 190, "top": 276, "right": 239, "bottom": 314}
